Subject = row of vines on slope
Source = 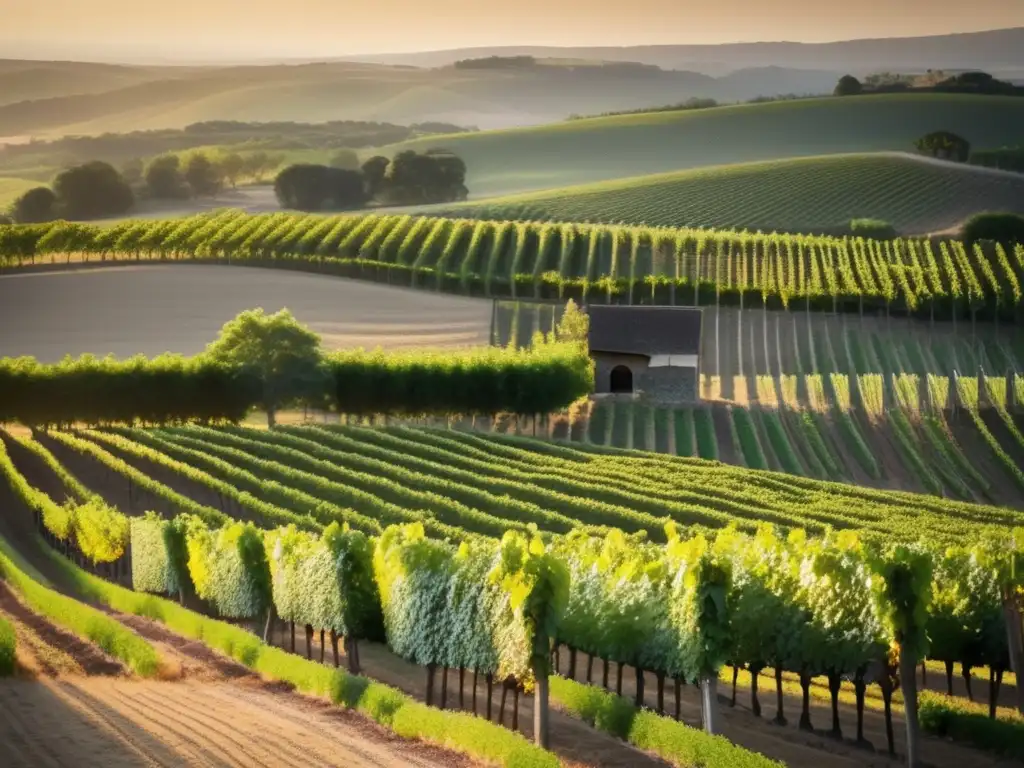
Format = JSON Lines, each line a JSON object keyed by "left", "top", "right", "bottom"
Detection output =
{"left": 3, "top": 213, "right": 1024, "bottom": 319}
{"left": 3, "top": 426, "right": 1023, "bottom": 764}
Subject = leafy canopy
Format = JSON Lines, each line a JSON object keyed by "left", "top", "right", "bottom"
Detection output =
{"left": 204, "top": 308, "right": 326, "bottom": 421}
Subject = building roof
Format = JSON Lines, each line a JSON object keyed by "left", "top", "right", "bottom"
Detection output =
{"left": 587, "top": 306, "right": 702, "bottom": 357}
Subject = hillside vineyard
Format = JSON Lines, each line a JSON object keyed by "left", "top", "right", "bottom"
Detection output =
{"left": 3, "top": 211, "right": 1023, "bottom": 321}
{"left": 1, "top": 424, "right": 1021, "bottom": 760}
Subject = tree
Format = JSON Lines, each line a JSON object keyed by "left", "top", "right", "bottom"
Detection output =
{"left": 0, "top": 214, "right": 11, "bottom": 226}
{"left": 834, "top": 75, "right": 863, "bottom": 96}
{"left": 10, "top": 187, "right": 56, "bottom": 223}
{"left": 555, "top": 300, "right": 589, "bottom": 349}
{"left": 381, "top": 149, "right": 469, "bottom": 205}
{"left": 203, "top": 308, "right": 326, "bottom": 427}
{"left": 184, "top": 153, "right": 224, "bottom": 197}
{"left": 361, "top": 155, "right": 390, "bottom": 198}
{"left": 145, "top": 155, "right": 188, "bottom": 199}
{"left": 274, "top": 164, "right": 368, "bottom": 212}
{"left": 961, "top": 212, "right": 1024, "bottom": 248}
{"left": 328, "top": 149, "right": 360, "bottom": 171}
{"left": 52, "top": 161, "right": 134, "bottom": 220}
{"left": 243, "top": 152, "right": 283, "bottom": 184}
{"left": 121, "top": 158, "right": 145, "bottom": 186}
{"left": 219, "top": 153, "right": 246, "bottom": 189}
{"left": 915, "top": 131, "right": 971, "bottom": 162}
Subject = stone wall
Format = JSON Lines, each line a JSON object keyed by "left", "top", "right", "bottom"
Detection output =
{"left": 592, "top": 352, "right": 698, "bottom": 403}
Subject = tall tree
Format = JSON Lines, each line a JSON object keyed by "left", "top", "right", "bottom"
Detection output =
{"left": 834, "top": 75, "right": 863, "bottom": 96}
{"left": 203, "top": 308, "right": 326, "bottom": 427}
{"left": 52, "top": 161, "right": 134, "bottom": 220}
{"left": 219, "top": 153, "right": 246, "bottom": 189}
{"left": 145, "top": 155, "right": 188, "bottom": 199}
{"left": 10, "top": 187, "right": 56, "bottom": 224}
{"left": 184, "top": 153, "right": 224, "bottom": 197}
{"left": 361, "top": 155, "right": 390, "bottom": 198}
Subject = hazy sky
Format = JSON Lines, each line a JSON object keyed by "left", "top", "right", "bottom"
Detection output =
{"left": 2, "top": 0, "right": 1022, "bottom": 61}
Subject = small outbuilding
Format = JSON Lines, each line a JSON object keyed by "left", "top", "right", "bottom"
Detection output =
{"left": 588, "top": 306, "right": 703, "bottom": 403}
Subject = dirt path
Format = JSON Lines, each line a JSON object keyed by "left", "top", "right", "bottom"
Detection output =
{"left": 0, "top": 676, "right": 465, "bottom": 768}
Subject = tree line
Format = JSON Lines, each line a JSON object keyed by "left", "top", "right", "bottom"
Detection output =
{"left": 274, "top": 149, "right": 469, "bottom": 212}
{"left": 4, "top": 150, "right": 284, "bottom": 224}
{"left": 2, "top": 147, "right": 469, "bottom": 223}
{"left": 0, "top": 308, "right": 593, "bottom": 429}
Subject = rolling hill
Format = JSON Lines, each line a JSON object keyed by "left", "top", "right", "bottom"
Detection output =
{"left": 388, "top": 93, "right": 1024, "bottom": 197}
{"left": 0, "top": 59, "right": 841, "bottom": 138}
{"left": 340, "top": 27, "right": 1024, "bottom": 76}
{"left": 435, "top": 152, "right": 1024, "bottom": 233}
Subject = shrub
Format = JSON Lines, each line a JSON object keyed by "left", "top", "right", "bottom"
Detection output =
{"left": 72, "top": 498, "right": 130, "bottom": 564}
{"left": 0, "top": 614, "right": 15, "bottom": 676}
{"left": 850, "top": 218, "right": 897, "bottom": 239}
{"left": 131, "top": 514, "right": 184, "bottom": 595}
{"left": 961, "top": 212, "right": 1024, "bottom": 248}
{"left": 919, "top": 691, "right": 1024, "bottom": 761}
{"left": 185, "top": 518, "right": 271, "bottom": 619}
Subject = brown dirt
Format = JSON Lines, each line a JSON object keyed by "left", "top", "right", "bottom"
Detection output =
{"left": 0, "top": 676, "right": 467, "bottom": 768}
{"left": 0, "top": 606, "right": 86, "bottom": 679}
{"left": 0, "top": 584, "right": 126, "bottom": 678}
{"left": 277, "top": 622, "right": 668, "bottom": 768}
{"left": 0, "top": 264, "right": 492, "bottom": 362}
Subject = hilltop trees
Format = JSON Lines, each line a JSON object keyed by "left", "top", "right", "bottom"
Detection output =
{"left": 834, "top": 75, "right": 863, "bottom": 96}
{"left": 274, "top": 165, "right": 367, "bottom": 211}
{"left": 914, "top": 131, "right": 971, "bottom": 162}
{"left": 275, "top": 149, "right": 469, "bottom": 212}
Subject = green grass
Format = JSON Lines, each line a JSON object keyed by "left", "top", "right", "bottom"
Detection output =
{"left": 0, "top": 613, "right": 14, "bottom": 676}
{"left": 919, "top": 692, "right": 1024, "bottom": 761}
{"left": 437, "top": 153, "right": 1024, "bottom": 234}
{"left": 390, "top": 94, "right": 1024, "bottom": 197}
{"left": 550, "top": 676, "right": 782, "bottom": 767}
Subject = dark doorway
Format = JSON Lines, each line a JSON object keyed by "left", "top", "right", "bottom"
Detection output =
{"left": 610, "top": 365, "right": 633, "bottom": 394}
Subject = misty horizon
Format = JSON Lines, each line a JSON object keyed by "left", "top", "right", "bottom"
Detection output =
{"left": 2, "top": 0, "right": 1022, "bottom": 65}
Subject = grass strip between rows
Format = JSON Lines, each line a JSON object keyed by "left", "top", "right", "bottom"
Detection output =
{"left": 45, "top": 545, "right": 558, "bottom": 768}
{"left": 549, "top": 676, "right": 782, "bottom": 768}
{"left": 0, "top": 535, "right": 160, "bottom": 677}
{"left": 0, "top": 612, "right": 14, "bottom": 676}
{"left": 919, "top": 691, "right": 1024, "bottom": 762}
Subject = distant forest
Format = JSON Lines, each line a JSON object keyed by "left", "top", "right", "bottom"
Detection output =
{"left": 0, "top": 120, "right": 475, "bottom": 167}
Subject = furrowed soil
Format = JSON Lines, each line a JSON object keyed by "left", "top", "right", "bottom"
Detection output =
{"left": 0, "top": 264, "right": 492, "bottom": 361}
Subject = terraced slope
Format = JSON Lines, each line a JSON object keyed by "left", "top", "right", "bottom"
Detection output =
{"left": 438, "top": 153, "right": 1024, "bottom": 233}
{"left": 389, "top": 94, "right": 1024, "bottom": 196}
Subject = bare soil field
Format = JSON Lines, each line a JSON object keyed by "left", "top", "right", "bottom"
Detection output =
{"left": 0, "top": 265, "right": 492, "bottom": 361}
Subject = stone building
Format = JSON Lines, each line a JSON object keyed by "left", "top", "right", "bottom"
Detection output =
{"left": 588, "top": 306, "right": 702, "bottom": 403}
